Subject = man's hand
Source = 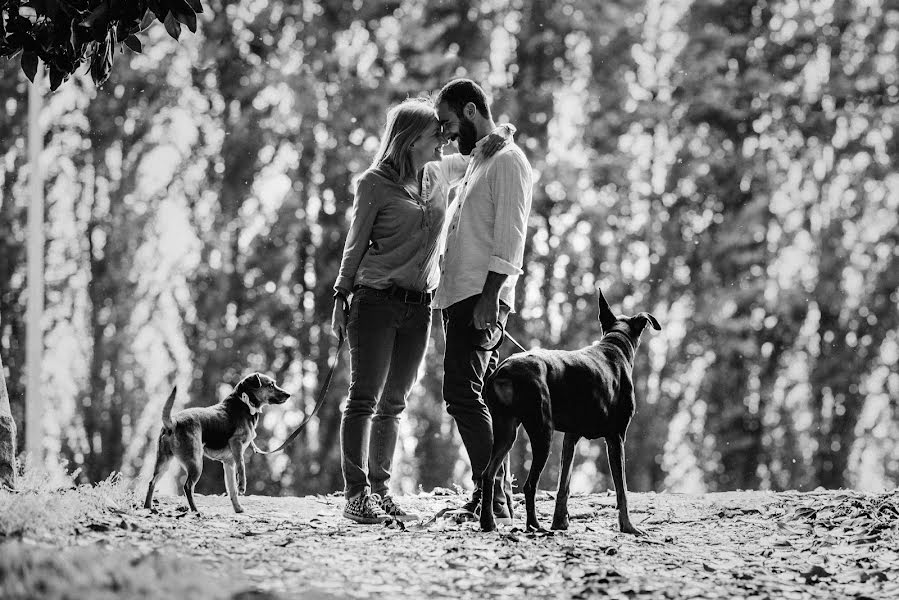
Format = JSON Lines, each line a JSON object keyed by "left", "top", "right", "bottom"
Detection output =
{"left": 472, "top": 291, "right": 500, "bottom": 330}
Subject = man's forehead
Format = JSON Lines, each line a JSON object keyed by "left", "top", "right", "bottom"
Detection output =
{"left": 436, "top": 102, "right": 457, "bottom": 122}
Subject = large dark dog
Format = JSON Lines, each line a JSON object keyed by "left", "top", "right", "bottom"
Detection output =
{"left": 480, "top": 290, "right": 660, "bottom": 533}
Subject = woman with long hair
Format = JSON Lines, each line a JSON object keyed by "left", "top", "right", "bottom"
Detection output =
{"left": 331, "top": 98, "right": 511, "bottom": 523}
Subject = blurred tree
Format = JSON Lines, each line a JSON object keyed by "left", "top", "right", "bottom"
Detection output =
{"left": 0, "top": 67, "right": 28, "bottom": 461}
{"left": 1, "top": 0, "right": 897, "bottom": 496}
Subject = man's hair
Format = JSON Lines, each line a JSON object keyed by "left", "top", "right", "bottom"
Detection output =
{"left": 435, "top": 78, "right": 492, "bottom": 120}
{"left": 368, "top": 97, "right": 438, "bottom": 183}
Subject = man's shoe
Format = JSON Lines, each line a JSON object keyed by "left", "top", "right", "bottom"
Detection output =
{"left": 343, "top": 494, "right": 389, "bottom": 524}
{"left": 378, "top": 495, "right": 419, "bottom": 522}
{"left": 492, "top": 499, "right": 513, "bottom": 526}
{"left": 447, "top": 488, "right": 481, "bottom": 522}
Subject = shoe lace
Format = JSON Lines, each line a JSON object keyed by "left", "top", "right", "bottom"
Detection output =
{"left": 380, "top": 495, "right": 404, "bottom": 515}
{"left": 366, "top": 493, "right": 387, "bottom": 516}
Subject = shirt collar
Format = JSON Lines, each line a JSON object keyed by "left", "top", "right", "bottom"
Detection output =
{"left": 471, "top": 136, "right": 489, "bottom": 160}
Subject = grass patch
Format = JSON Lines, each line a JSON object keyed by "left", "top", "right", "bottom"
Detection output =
{"left": 0, "top": 542, "right": 241, "bottom": 600}
{"left": 0, "top": 462, "right": 140, "bottom": 537}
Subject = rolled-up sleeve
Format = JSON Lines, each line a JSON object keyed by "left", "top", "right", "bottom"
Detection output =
{"left": 488, "top": 152, "right": 532, "bottom": 276}
{"left": 335, "top": 176, "right": 380, "bottom": 292}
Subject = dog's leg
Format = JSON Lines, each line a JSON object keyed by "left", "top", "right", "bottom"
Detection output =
{"left": 479, "top": 416, "right": 519, "bottom": 532}
{"left": 222, "top": 461, "right": 244, "bottom": 513}
{"left": 503, "top": 453, "right": 514, "bottom": 521}
{"left": 606, "top": 434, "right": 643, "bottom": 535}
{"left": 182, "top": 450, "right": 202, "bottom": 513}
{"left": 552, "top": 432, "right": 579, "bottom": 530}
{"left": 522, "top": 420, "right": 552, "bottom": 531}
{"left": 230, "top": 439, "right": 247, "bottom": 495}
{"left": 143, "top": 436, "right": 173, "bottom": 510}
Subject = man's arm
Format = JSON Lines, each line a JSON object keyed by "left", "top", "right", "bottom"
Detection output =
{"left": 471, "top": 151, "right": 533, "bottom": 330}
{"left": 472, "top": 271, "right": 507, "bottom": 330}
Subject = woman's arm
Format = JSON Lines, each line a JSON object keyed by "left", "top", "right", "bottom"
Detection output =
{"left": 436, "top": 152, "right": 470, "bottom": 185}
{"left": 434, "top": 123, "right": 518, "bottom": 185}
{"left": 334, "top": 176, "right": 380, "bottom": 293}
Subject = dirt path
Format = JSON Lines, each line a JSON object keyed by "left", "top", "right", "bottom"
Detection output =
{"left": 5, "top": 489, "right": 899, "bottom": 599}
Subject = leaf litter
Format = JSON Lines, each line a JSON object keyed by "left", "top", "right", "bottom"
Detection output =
{"left": 4, "top": 489, "right": 898, "bottom": 599}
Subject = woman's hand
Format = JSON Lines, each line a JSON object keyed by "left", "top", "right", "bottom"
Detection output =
{"left": 331, "top": 296, "right": 349, "bottom": 340}
{"left": 481, "top": 132, "right": 507, "bottom": 158}
{"left": 480, "top": 124, "right": 516, "bottom": 159}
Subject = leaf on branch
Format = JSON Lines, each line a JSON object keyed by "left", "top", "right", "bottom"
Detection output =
{"left": 163, "top": 12, "right": 181, "bottom": 40}
{"left": 139, "top": 10, "right": 155, "bottom": 31}
{"left": 49, "top": 65, "right": 65, "bottom": 91}
{"left": 90, "top": 40, "right": 113, "bottom": 86}
{"left": 21, "top": 50, "right": 38, "bottom": 82}
{"left": 124, "top": 35, "right": 142, "bottom": 53}
{"left": 172, "top": 8, "right": 198, "bottom": 34}
{"left": 80, "top": 2, "right": 109, "bottom": 28}
{"left": 185, "top": 0, "right": 205, "bottom": 14}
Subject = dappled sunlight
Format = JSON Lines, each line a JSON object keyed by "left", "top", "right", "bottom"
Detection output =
{"left": 0, "top": 0, "right": 896, "bottom": 502}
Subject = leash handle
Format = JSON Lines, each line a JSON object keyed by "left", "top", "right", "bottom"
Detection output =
{"left": 479, "top": 321, "right": 528, "bottom": 353}
{"left": 253, "top": 334, "right": 346, "bottom": 455}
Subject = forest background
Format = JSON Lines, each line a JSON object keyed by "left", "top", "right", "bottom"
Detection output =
{"left": 1, "top": 0, "right": 897, "bottom": 500}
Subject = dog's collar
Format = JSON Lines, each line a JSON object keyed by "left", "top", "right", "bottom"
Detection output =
{"left": 240, "top": 392, "right": 262, "bottom": 415}
{"left": 602, "top": 330, "right": 635, "bottom": 352}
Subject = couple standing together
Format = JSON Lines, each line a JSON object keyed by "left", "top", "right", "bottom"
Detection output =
{"left": 331, "top": 78, "right": 533, "bottom": 524}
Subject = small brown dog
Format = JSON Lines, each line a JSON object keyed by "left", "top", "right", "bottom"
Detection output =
{"left": 143, "top": 373, "right": 290, "bottom": 514}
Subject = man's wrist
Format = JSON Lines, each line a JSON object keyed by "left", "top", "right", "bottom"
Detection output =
{"left": 480, "top": 287, "right": 500, "bottom": 302}
{"left": 481, "top": 271, "right": 506, "bottom": 300}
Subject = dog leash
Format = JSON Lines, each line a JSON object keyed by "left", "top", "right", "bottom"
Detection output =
{"left": 481, "top": 321, "right": 530, "bottom": 353}
{"left": 503, "top": 329, "right": 529, "bottom": 353}
{"left": 252, "top": 334, "right": 346, "bottom": 455}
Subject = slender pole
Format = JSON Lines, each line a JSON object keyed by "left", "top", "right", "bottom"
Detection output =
{"left": 26, "top": 65, "right": 44, "bottom": 465}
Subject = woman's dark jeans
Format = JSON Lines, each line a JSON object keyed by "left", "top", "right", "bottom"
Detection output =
{"left": 341, "top": 287, "right": 431, "bottom": 499}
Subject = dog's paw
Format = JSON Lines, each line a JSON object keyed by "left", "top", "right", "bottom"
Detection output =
{"left": 551, "top": 518, "right": 569, "bottom": 531}
{"left": 234, "top": 505, "right": 245, "bottom": 514}
{"left": 480, "top": 520, "right": 497, "bottom": 533}
{"left": 525, "top": 521, "right": 545, "bottom": 533}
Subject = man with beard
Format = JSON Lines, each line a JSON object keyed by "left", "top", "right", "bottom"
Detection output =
{"left": 434, "top": 79, "right": 534, "bottom": 524}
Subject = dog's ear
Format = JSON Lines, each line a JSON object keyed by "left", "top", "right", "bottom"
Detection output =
{"left": 597, "top": 289, "right": 617, "bottom": 332}
{"left": 637, "top": 312, "right": 661, "bottom": 331}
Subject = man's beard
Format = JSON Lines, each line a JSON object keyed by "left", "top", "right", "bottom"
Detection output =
{"left": 457, "top": 118, "right": 478, "bottom": 155}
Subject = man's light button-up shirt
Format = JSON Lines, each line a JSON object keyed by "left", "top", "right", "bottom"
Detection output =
{"left": 434, "top": 137, "right": 534, "bottom": 311}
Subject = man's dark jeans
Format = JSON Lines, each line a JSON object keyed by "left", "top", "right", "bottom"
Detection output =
{"left": 341, "top": 287, "right": 431, "bottom": 499}
{"left": 442, "top": 294, "right": 512, "bottom": 501}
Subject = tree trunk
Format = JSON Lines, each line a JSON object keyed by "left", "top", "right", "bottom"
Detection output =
{"left": 0, "top": 352, "right": 17, "bottom": 488}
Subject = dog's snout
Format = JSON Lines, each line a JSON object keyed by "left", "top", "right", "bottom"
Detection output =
{"left": 273, "top": 387, "right": 291, "bottom": 403}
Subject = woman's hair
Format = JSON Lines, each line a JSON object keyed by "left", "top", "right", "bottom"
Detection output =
{"left": 368, "top": 97, "right": 438, "bottom": 183}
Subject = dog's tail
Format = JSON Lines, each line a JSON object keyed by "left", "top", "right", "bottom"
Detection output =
{"left": 161, "top": 386, "right": 177, "bottom": 431}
